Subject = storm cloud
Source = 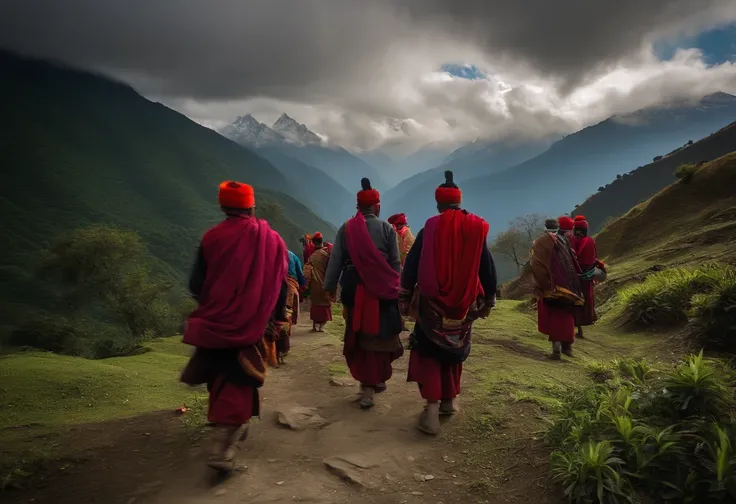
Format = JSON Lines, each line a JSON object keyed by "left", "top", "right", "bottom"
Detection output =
{"left": 2, "top": 0, "right": 735, "bottom": 152}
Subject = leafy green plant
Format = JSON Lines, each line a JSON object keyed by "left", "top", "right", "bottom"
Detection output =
{"left": 613, "top": 358, "right": 654, "bottom": 384}
{"left": 548, "top": 353, "right": 736, "bottom": 503}
{"left": 663, "top": 351, "right": 734, "bottom": 420}
{"left": 586, "top": 361, "right": 616, "bottom": 383}
{"left": 550, "top": 440, "right": 635, "bottom": 503}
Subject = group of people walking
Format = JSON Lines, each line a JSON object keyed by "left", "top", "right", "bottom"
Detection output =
{"left": 530, "top": 215, "right": 604, "bottom": 359}
{"left": 179, "top": 172, "right": 602, "bottom": 473}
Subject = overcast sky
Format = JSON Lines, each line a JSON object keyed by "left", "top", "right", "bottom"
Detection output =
{"left": 2, "top": 0, "right": 736, "bottom": 154}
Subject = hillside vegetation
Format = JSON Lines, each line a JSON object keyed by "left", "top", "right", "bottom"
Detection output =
{"left": 0, "top": 51, "right": 334, "bottom": 341}
{"left": 575, "top": 120, "right": 736, "bottom": 233}
{"left": 595, "top": 151, "right": 736, "bottom": 273}
{"left": 502, "top": 150, "right": 736, "bottom": 302}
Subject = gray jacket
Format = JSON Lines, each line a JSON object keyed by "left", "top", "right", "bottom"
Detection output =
{"left": 323, "top": 214, "right": 400, "bottom": 292}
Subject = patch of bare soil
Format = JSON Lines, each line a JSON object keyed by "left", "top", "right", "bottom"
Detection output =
{"left": 481, "top": 338, "right": 551, "bottom": 362}
{"left": 4, "top": 311, "right": 561, "bottom": 504}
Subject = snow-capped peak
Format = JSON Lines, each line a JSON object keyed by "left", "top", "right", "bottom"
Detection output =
{"left": 272, "top": 113, "right": 322, "bottom": 146}
{"left": 219, "top": 114, "right": 284, "bottom": 147}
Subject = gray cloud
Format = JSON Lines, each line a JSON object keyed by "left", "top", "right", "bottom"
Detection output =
{"left": 1, "top": 0, "right": 735, "bottom": 152}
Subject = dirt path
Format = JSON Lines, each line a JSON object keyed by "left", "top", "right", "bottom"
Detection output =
{"left": 5, "top": 312, "right": 559, "bottom": 504}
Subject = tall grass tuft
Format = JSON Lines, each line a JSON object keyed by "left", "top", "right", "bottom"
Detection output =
{"left": 616, "top": 264, "right": 736, "bottom": 350}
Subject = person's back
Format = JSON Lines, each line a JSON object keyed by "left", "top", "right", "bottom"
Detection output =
{"left": 399, "top": 170, "right": 497, "bottom": 435}
{"left": 181, "top": 180, "right": 288, "bottom": 473}
{"left": 323, "top": 178, "right": 403, "bottom": 410}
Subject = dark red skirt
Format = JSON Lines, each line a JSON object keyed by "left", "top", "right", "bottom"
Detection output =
{"left": 575, "top": 280, "right": 597, "bottom": 326}
{"left": 537, "top": 300, "right": 575, "bottom": 343}
{"left": 310, "top": 305, "right": 333, "bottom": 323}
{"left": 407, "top": 350, "right": 462, "bottom": 401}
{"left": 207, "top": 375, "right": 257, "bottom": 426}
{"left": 346, "top": 347, "right": 399, "bottom": 386}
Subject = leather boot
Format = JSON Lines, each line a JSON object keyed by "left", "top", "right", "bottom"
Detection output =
{"left": 417, "top": 401, "right": 441, "bottom": 435}
{"left": 550, "top": 341, "right": 562, "bottom": 360}
{"left": 439, "top": 398, "right": 459, "bottom": 416}
{"left": 359, "top": 385, "right": 375, "bottom": 409}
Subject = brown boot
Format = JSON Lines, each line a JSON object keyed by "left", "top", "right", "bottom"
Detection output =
{"left": 439, "top": 398, "right": 459, "bottom": 416}
{"left": 550, "top": 341, "right": 562, "bottom": 360}
{"left": 417, "top": 402, "right": 441, "bottom": 435}
{"left": 562, "top": 342, "right": 574, "bottom": 357}
{"left": 207, "top": 424, "right": 248, "bottom": 473}
{"left": 359, "top": 386, "right": 375, "bottom": 409}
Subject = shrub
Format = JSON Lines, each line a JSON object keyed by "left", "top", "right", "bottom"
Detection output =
{"left": 586, "top": 361, "right": 615, "bottom": 383}
{"left": 687, "top": 267, "right": 736, "bottom": 352}
{"left": 11, "top": 224, "right": 186, "bottom": 358}
{"left": 653, "top": 155, "right": 663, "bottom": 162}
{"left": 547, "top": 353, "right": 736, "bottom": 503}
{"left": 616, "top": 264, "right": 731, "bottom": 327}
{"left": 675, "top": 163, "right": 699, "bottom": 183}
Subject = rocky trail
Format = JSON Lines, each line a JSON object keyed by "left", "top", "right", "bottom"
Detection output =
{"left": 5, "top": 312, "right": 558, "bottom": 504}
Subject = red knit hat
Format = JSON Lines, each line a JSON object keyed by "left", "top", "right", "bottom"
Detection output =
{"left": 435, "top": 171, "right": 462, "bottom": 205}
{"left": 388, "top": 213, "right": 407, "bottom": 226}
{"left": 313, "top": 232, "right": 323, "bottom": 240}
{"left": 218, "top": 180, "right": 255, "bottom": 209}
{"left": 574, "top": 215, "right": 588, "bottom": 230}
{"left": 357, "top": 178, "right": 380, "bottom": 206}
{"left": 558, "top": 216, "right": 574, "bottom": 231}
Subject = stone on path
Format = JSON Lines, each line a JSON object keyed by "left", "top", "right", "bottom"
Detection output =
{"left": 275, "top": 406, "right": 327, "bottom": 430}
{"left": 323, "top": 454, "right": 382, "bottom": 487}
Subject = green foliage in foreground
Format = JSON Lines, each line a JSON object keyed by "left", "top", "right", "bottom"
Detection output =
{"left": 548, "top": 352, "right": 736, "bottom": 503}
{"left": 8, "top": 225, "right": 193, "bottom": 358}
{"left": 616, "top": 263, "right": 736, "bottom": 352}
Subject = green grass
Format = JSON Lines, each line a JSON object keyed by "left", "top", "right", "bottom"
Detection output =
{"left": 0, "top": 336, "right": 205, "bottom": 485}
{"left": 0, "top": 337, "right": 198, "bottom": 430}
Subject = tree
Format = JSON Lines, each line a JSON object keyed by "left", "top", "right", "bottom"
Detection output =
{"left": 491, "top": 228, "right": 529, "bottom": 271}
{"left": 510, "top": 213, "right": 546, "bottom": 243}
{"left": 491, "top": 214, "right": 547, "bottom": 272}
{"left": 40, "top": 224, "right": 180, "bottom": 354}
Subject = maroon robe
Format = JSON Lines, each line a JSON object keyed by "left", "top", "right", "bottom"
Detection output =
{"left": 181, "top": 215, "right": 288, "bottom": 425}
{"left": 572, "top": 235, "right": 598, "bottom": 326}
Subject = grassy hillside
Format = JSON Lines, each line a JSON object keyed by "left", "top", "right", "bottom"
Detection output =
{"left": 0, "top": 51, "right": 335, "bottom": 334}
{"left": 502, "top": 151, "right": 736, "bottom": 300}
{"left": 595, "top": 151, "right": 736, "bottom": 283}
{"left": 575, "top": 121, "right": 736, "bottom": 233}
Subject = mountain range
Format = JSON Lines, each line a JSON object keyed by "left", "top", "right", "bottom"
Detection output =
{"left": 219, "top": 113, "right": 387, "bottom": 192}
{"left": 384, "top": 92, "right": 736, "bottom": 239}
{"left": 575, "top": 119, "right": 736, "bottom": 234}
{"left": 0, "top": 51, "right": 335, "bottom": 335}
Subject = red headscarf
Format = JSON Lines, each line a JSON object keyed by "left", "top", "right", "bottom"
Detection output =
{"left": 573, "top": 215, "right": 588, "bottom": 230}
{"left": 388, "top": 213, "right": 408, "bottom": 227}
{"left": 218, "top": 181, "right": 255, "bottom": 209}
{"left": 558, "top": 216, "right": 574, "bottom": 231}
{"left": 357, "top": 178, "right": 380, "bottom": 206}
{"left": 435, "top": 171, "right": 462, "bottom": 205}
{"left": 313, "top": 231, "right": 323, "bottom": 240}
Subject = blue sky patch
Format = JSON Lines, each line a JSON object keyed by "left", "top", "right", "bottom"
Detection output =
{"left": 441, "top": 63, "right": 487, "bottom": 80}
{"left": 654, "top": 23, "right": 736, "bottom": 65}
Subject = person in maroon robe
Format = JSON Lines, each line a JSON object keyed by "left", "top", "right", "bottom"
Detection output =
{"left": 180, "top": 180, "right": 288, "bottom": 473}
{"left": 399, "top": 171, "right": 497, "bottom": 435}
{"left": 324, "top": 178, "right": 403, "bottom": 409}
{"left": 530, "top": 216, "right": 584, "bottom": 359}
{"left": 571, "top": 215, "right": 601, "bottom": 339}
